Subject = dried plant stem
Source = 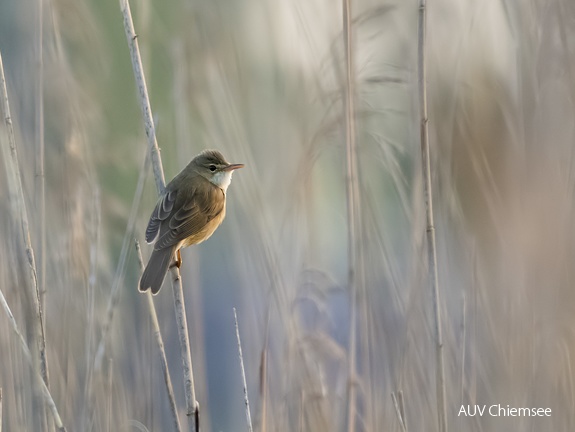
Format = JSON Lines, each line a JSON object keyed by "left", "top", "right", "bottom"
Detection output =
{"left": 0, "top": 48, "right": 51, "bottom": 412}
{"left": 342, "top": 0, "right": 360, "bottom": 431}
{"left": 170, "top": 274, "right": 199, "bottom": 432}
{"left": 0, "top": 388, "right": 2, "bottom": 432}
{"left": 259, "top": 346, "right": 268, "bottom": 432}
{"left": 119, "top": 0, "right": 165, "bottom": 191}
{"left": 391, "top": 392, "right": 407, "bottom": 432}
{"left": 119, "top": 1, "right": 199, "bottom": 430}
{"left": 398, "top": 390, "right": 407, "bottom": 432}
{"left": 35, "top": 4, "right": 50, "bottom": 429}
{"left": 35, "top": 0, "right": 47, "bottom": 326}
{"left": 0, "top": 289, "right": 66, "bottom": 431}
{"left": 136, "top": 240, "right": 183, "bottom": 432}
{"left": 107, "top": 359, "right": 113, "bottom": 432}
{"left": 259, "top": 306, "right": 271, "bottom": 432}
{"left": 233, "top": 308, "right": 254, "bottom": 432}
{"left": 417, "top": 1, "right": 448, "bottom": 432}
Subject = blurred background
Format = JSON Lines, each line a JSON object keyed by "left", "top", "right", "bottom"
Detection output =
{"left": 1, "top": 0, "right": 575, "bottom": 431}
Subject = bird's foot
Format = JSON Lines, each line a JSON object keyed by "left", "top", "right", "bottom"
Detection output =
{"left": 169, "top": 249, "right": 183, "bottom": 269}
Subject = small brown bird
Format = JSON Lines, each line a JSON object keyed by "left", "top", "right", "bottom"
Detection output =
{"left": 139, "top": 149, "right": 244, "bottom": 294}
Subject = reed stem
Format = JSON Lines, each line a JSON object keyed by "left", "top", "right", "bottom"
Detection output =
{"left": 417, "top": 1, "right": 448, "bottom": 431}
{"left": 119, "top": 1, "right": 199, "bottom": 430}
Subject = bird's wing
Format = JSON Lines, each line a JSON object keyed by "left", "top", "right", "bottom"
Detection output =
{"left": 153, "top": 184, "right": 225, "bottom": 250}
{"left": 145, "top": 190, "right": 177, "bottom": 243}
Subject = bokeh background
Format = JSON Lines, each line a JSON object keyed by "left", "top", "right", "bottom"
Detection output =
{"left": 1, "top": 0, "right": 575, "bottom": 431}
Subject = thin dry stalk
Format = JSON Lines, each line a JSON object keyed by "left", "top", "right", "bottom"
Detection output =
{"left": 119, "top": 0, "right": 165, "bottom": 191}
{"left": 136, "top": 240, "right": 183, "bottom": 432}
{"left": 35, "top": 0, "right": 47, "bottom": 328}
{"left": 119, "top": 1, "right": 199, "bottom": 430}
{"left": 0, "top": 50, "right": 51, "bottom": 422}
{"left": 170, "top": 271, "right": 199, "bottom": 432}
{"left": 259, "top": 346, "right": 268, "bottom": 432}
{"left": 34, "top": 4, "right": 50, "bottom": 430}
{"left": 417, "top": 1, "right": 448, "bottom": 431}
{"left": 391, "top": 392, "right": 407, "bottom": 432}
{"left": 398, "top": 390, "right": 407, "bottom": 432}
{"left": 107, "top": 359, "right": 113, "bottom": 432}
{"left": 259, "top": 306, "right": 270, "bottom": 432}
{"left": 342, "top": 0, "right": 360, "bottom": 431}
{"left": 0, "top": 387, "right": 2, "bottom": 432}
{"left": 233, "top": 308, "right": 254, "bottom": 432}
{"left": 0, "top": 289, "right": 66, "bottom": 431}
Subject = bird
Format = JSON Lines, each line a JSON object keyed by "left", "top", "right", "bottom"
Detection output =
{"left": 139, "top": 149, "right": 244, "bottom": 294}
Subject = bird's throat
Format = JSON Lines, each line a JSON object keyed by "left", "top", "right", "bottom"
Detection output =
{"left": 210, "top": 170, "right": 233, "bottom": 192}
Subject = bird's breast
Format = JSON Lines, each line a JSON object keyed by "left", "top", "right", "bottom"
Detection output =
{"left": 179, "top": 205, "right": 226, "bottom": 249}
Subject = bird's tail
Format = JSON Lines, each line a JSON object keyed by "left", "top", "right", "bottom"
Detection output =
{"left": 139, "top": 246, "right": 176, "bottom": 294}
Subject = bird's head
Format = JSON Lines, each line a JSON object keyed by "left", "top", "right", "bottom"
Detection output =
{"left": 192, "top": 149, "right": 244, "bottom": 192}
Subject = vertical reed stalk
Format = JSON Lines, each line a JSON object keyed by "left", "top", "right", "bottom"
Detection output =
{"left": 119, "top": 1, "right": 199, "bottom": 430}
{"left": 342, "top": 0, "right": 358, "bottom": 432}
{"left": 119, "top": 0, "right": 165, "bottom": 192}
{"left": 0, "top": 50, "right": 51, "bottom": 430}
{"left": 136, "top": 240, "right": 182, "bottom": 432}
{"left": 34, "top": 3, "right": 49, "bottom": 429}
{"left": 35, "top": 0, "right": 47, "bottom": 328}
{"left": 107, "top": 359, "right": 113, "bottom": 432}
{"left": 417, "top": 1, "right": 448, "bottom": 431}
{"left": 259, "top": 306, "right": 270, "bottom": 432}
{"left": 342, "top": 0, "right": 360, "bottom": 431}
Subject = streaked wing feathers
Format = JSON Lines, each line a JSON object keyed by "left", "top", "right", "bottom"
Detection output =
{"left": 153, "top": 184, "right": 225, "bottom": 250}
{"left": 145, "top": 190, "right": 177, "bottom": 243}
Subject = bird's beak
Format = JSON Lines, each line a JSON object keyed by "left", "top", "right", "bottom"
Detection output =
{"left": 223, "top": 163, "right": 244, "bottom": 171}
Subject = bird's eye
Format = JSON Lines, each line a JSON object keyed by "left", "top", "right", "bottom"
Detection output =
{"left": 209, "top": 165, "right": 217, "bottom": 172}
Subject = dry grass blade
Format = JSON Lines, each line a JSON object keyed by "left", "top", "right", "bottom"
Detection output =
{"left": 391, "top": 392, "right": 407, "bottom": 432}
{"left": 417, "top": 1, "right": 447, "bottom": 431}
{"left": 0, "top": 289, "right": 66, "bottom": 431}
{"left": 234, "top": 308, "right": 254, "bottom": 432}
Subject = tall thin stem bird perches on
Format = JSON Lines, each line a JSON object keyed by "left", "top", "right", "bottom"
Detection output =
{"left": 136, "top": 240, "right": 183, "bottom": 432}
{"left": 119, "top": 0, "right": 199, "bottom": 430}
{"left": 417, "top": 1, "right": 448, "bottom": 432}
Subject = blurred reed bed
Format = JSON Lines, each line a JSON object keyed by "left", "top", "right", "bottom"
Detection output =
{"left": 0, "top": 0, "right": 575, "bottom": 431}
